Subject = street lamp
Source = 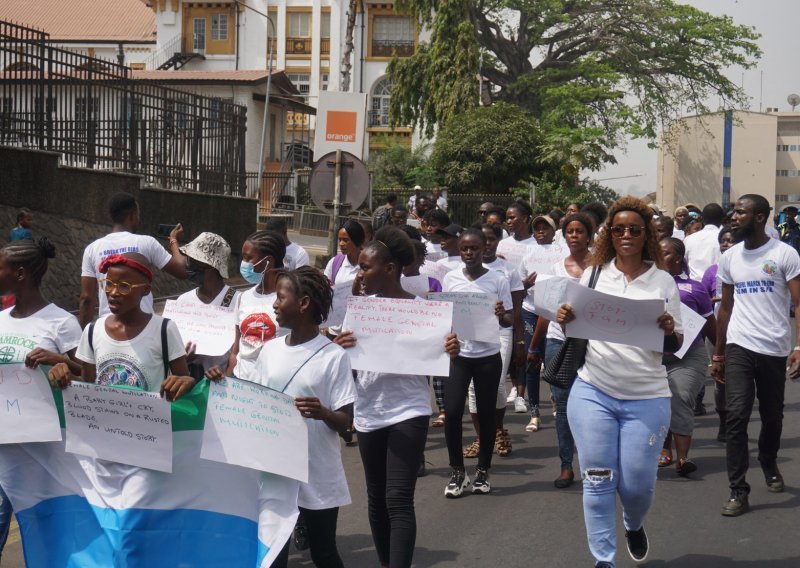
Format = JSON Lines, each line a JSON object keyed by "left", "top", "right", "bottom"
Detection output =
{"left": 236, "top": 1, "right": 276, "bottom": 200}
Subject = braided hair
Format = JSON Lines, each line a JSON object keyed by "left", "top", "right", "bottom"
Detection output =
{"left": 0, "top": 237, "right": 56, "bottom": 285}
{"left": 278, "top": 266, "right": 333, "bottom": 325}
{"left": 363, "top": 226, "right": 415, "bottom": 278}
{"left": 246, "top": 230, "right": 286, "bottom": 268}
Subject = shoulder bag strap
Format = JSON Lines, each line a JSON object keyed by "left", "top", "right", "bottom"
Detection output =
{"left": 161, "top": 318, "right": 170, "bottom": 378}
{"left": 220, "top": 287, "right": 236, "bottom": 308}
{"left": 280, "top": 342, "right": 332, "bottom": 394}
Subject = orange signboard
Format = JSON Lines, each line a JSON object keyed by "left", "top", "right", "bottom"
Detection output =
{"left": 325, "top": 111, "right": 357, "bottom": 143}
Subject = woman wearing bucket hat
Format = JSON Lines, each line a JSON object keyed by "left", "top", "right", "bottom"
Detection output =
{"left": 176, "top": 232, "right": 241, "bottom": 379}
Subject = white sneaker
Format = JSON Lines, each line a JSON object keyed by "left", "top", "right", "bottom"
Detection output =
{"left": 506, "top": 387, "right": 517, "bottom": 404}
{"left": 526, "top": 416, "right": 540, "bottom": 432}
{"left": 444, "top": 468, "right": 471, "bottom": 498}
{"left": 514, "top": 396, "right": 528, "bottom": 413}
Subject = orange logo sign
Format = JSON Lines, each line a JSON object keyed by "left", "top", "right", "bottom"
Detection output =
{"left": 325, "top": 111, "right": 357, "bottom": 143}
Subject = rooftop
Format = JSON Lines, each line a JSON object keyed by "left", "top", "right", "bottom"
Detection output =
{"left": 1, "top": 0, "right": 156, "bottom": 43}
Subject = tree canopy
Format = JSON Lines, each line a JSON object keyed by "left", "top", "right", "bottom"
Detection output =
{"left": 389, "top": 0, "right": 761, "bottom": 171}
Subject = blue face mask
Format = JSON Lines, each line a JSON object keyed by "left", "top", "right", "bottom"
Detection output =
{"left": 240, "top": 257, "right": 268, "bottom": 285}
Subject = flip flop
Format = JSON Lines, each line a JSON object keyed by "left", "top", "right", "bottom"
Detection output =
{"left": 658, "top": 451, "right": 673, "bottom": 468}
{"left": 432, "top": 413, "right": 445, "bottom": 427}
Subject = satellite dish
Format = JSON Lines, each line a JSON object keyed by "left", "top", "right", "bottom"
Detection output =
{"left": 788, "top": 94, "right": 800, "bottom": 111}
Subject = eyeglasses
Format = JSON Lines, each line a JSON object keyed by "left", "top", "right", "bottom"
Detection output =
{"left": 610, "top": 225, "right": 645, "bottom": 237}
{"left": 98, "top": 278, "right": 148, "bottom": 295}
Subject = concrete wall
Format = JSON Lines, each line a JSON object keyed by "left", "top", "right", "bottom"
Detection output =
{"left": 0, "top": 145, "right": 257, "bottom": 312}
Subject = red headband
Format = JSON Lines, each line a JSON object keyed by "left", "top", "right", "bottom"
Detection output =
{"left": 98, "top": 254, "right": 153, "bottom": 281}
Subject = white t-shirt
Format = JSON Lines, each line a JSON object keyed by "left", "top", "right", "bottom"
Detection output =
{"left": 518, "top": 243, "right": 569, "bottom": 313}
{"left": 233, "top": 287, "right": 287, "bottom": 380}
{"left": 76, "top": 315, "right": 186, "bottom": 392}
{"left": 0, "top": 304, "right": 81, "bottom": 364}
{"left": 673, "top": 229, "right": 686, "bottom": 241}
{"left": 284, "top": 242, "right": 310, "bottom": 271}
{"left": 496, "top": 236, "right": 539, "bottom": 269}
{"left": 436, "top": 196, "right": 448, "bottom": 211}
{"left": 484, "top": 257, "right": 524, "bottom": 293}
{"left": 425, "top": 241, "right": 443, "bottom": 258}
{"left": 577, "top": 261, "right": 683, "bottom": 400}
{"left": 324, "top": 255, "right": 359, "bottom": 334}
{"left": 436, "top": 255, "right": 463, "bottom": 273}
{"left": 767, "top": 225, "right": 780, "bottom": 240}
{"left": 442, "top": 268, "right": 512, "bottom": 358}
{"left": 684, "top": 224, "right": 721, "bottom": 281}
{"left": 176, "top": 285, "right": 240, "bottom": 372}
{"left": 719, "top": 239, "right": 800, "bottom": 357}
{"left": 81, "top": 232, "right": 172, "bottom": 317}
{"left": 355, "top": 370, "right": 431, "bottom": 432}
{"left": 546, "top": 260, "right": 582, "bottom": 342}
{"left": 255, "top": 334, "right": 356, "bottom": 510}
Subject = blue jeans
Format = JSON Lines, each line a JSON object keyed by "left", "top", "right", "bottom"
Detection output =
{"left": 0, "top": 483, "right": 12, "bottom": 557}
{"left": 567, "top": 379, "right": 670, "bottom": 566}
{"left": 522, "top": 309, "right": 544, "bottom": 413}
{"left": 544, "top": 338, "right": 574, "bottom": 469}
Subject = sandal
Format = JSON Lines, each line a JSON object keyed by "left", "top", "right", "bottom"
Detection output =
{"left": 658, "top": 450, "right": 673, "bottom": 468}
{"left": 676, "top": 457, "right": 697, "bottom": 477}
{"left": 432, "top": 413, "right": 445, "bottom": 427}
{"left": 463, "top": 439, "right": 480, "bottom": 458}
{"left": 495, "top": 429, "right": 512, "bottom": 457}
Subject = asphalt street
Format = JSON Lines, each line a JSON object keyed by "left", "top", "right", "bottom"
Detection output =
{"left": 5, "top": 378, "right": 800, "bottom": 567}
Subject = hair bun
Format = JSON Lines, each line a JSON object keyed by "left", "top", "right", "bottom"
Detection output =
{"left": 36, "top": 237, "right": 56, "bottom": 259}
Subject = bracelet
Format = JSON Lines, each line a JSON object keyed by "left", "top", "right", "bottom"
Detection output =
{"left": 528, "top": 348, "right": 541, "bottom": 356}
{"left": 793, "top": 346, "right": 800, "bottom": 352}
{"left": 711, "top": 354, "right": 725, "bottom": 362}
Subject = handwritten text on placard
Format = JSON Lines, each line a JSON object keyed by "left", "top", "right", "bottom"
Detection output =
{"left": 162, "top": 300, "right": 235, "bottom": 357}
{"left": 343, "top": 296, "right": 453, "bottom": 376}
{"left": 201, "top": 377, "right": 308, "bottom": 482}
{"left": 0, "top": 364, "right": 62, "bottom": 444}
{"left": 427, "top": 292, "right": 499, "bottom": 343}
{"left": 64, "top": 381, "right": 173, "bottom": 472}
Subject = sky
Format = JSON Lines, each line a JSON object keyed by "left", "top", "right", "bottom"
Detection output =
{"left": 591, "top": 0, "right": 800, "bottom": 199}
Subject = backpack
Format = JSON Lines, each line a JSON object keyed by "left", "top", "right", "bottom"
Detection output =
{"left": 89, "top": 318, "right": 171, "bottom": 381}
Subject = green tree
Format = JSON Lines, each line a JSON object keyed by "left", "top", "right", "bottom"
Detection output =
{"left": 390, "top": 0, "right": 760, "bottom": 170}
{"left": 368, "top": 139, "right": 439, "bottom": 188}
{"left": 430, "top": 102, "right": 542, "bottom": 192}
{"left": 516, "top": 175, "right": 619, "bottom": 215}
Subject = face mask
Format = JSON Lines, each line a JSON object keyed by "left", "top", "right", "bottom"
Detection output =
{"left": 186, "top": 268, "right": 205, "bottom": 287}
{"left": 240, "top": 257, "right": 268, "bottom": 285}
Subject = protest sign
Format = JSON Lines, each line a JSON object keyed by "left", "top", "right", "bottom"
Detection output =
{"left": 322, "top": 280, "right": 355, "bottom": 328}
{"left": 0, "top": 364, "right": 61, "bottom": 443}
{"left": 64, "top": 382, "right": 173, "bottom": 472}
{"left": 425, "top": 251, "right": 448, "bottom": 262}
{"left": 563, "top": 280, "right": 665, "bottom": 351}
{"left": 402, "top": 274, "right": 433, "bottom": 297}
{"left": 427, "top": 292, "right": 499, "bottom": 343}
{"left": 201, "top": 377, "right": 308, "bottom": 482}
{"left": 520, "top": 244, "right": 569, "bottom": 282}
{"left": 533, "top": 275, "right": 570, "bottom": 321}
{"left": 162, "top": 300, "right": 235, "bottom": 356}
{"left": 419, "top": 260, "right": 453, "bottom": 284}
{"left": 674, "top": 304, "right": 707, "bottom": 359}
{"left": 497, "top": 240, "right": 536, "bottom": 268}
{"left": 343, "top": 296, "right": 453, "bottom": 375}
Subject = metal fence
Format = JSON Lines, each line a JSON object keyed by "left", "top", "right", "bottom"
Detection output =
{"left": 0, "top": 19, "right": 247, "bottom": 195}
{"left": 369, "top": 188, "right": 520, "bottom": 227}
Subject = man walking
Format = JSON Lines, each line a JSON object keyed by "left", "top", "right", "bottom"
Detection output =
{"left": 778, "top": 205, "right": 800, "bottom": 252}
{"left": 711, "top": 194, "right": 800, "bottom": 517}
{"left": 684, "top": 202, "right": 725, "bottom": 280}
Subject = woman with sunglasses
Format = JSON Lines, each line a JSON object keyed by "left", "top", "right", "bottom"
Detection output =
{"left": 556, "top": 197, "right": 683, "bottom": 568}
{"left": 335, "top": 226, "right": 459, "bottom": 568}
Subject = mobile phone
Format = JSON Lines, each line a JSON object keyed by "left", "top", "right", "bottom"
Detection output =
{"left": 157, "top": 224, "right": 177, "bottom": 237}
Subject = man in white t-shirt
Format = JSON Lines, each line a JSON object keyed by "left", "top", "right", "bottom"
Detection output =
{"left": 263, "top": 216, "right": 310, "bottom": 271}
{"left": 712, "top": 194, "right": 800, "bottom": 518}
{"left": 79, "top": 192, "right": 187, "bottom": 327}
{"left": 684, "top": 203, "right": 725, "bottom": 280}
{"left": 432, "top": 187, "right": 448, "bottom": 212}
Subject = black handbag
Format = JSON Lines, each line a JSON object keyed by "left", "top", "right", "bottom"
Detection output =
{"left": 541, "top": 265, "right": 601, "bottom": 389}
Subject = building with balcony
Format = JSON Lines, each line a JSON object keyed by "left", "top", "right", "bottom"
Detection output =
{"left": 656, "top": 109, "right": 800, "bottom": 214}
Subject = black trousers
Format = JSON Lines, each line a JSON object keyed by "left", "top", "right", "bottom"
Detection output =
{"left": 272, "top": 507, "right": 344, "bottom": 568}
{"left": 357, "top": 415, "right": 428, "bottom": 568}
{"left": 444, "top": 353, "right": 502, "bottom": 470}
{"left": 725, "top": 343, "right": 787, "bottom": 494}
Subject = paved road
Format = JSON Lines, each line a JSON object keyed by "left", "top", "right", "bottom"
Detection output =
{"left": 4, "top": 378, "right": 800, "bottom": 567}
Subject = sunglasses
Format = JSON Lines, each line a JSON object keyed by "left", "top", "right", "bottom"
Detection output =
{"left": 98, "top": 278, "right": 148, "bottom": 295}
{"left": 610, "top": 225, "right": 645, "bottom": 237}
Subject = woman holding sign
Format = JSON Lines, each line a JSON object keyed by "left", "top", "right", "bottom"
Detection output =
{"left": 657, "top": 237, "right": 716, "bottom": 476}
{"left": 556, "top": 197, "right": 683, "bottom": 567}
{"left": 0, "top": 238, "right": 83, "bottom": 560}
{"left": 442, "top": 228, "right": 513, "bottom": 497}
{"left": 256, "top": 266, "right": 356, "bottom": 568}
{"left": 334, "top": 226, "right": 459, "bottom": 568}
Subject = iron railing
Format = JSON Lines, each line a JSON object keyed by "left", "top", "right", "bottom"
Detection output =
{"left": 371, "top": 40, "right": 415, "bottom": 57}
{"left": 0, "top": 19, "right": 247, "bottom": 196}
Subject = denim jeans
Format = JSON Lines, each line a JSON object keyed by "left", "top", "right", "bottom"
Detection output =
{"left": 0, "top": 483, "right": 12, "bottom": 558}
{"left": 568, "top": 379, "right": 670, "bottom": 566}
{"left": 522, "top": 309, "right": 545, "bottom": 413}
{"left": 544, "top": 338, "right": 575, "bottom": 469}
{"left": 724, "top": 343, "right": 787, "bottom": 494}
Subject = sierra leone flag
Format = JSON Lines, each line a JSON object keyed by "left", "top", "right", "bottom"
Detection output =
{"left": 0, "top": 379, "right": 299, "bottom": 567}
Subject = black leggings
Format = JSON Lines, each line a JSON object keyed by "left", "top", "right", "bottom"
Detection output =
{"left": 357, "top": 415, "right": 428, "bottom": 568}
{"left": 445, "top": 353, "right": 502, "bottom": 470}
{"left": 272, "top": 507, "right": 344, "bottom": 568}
